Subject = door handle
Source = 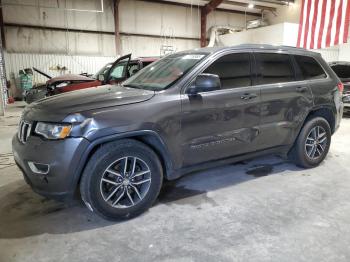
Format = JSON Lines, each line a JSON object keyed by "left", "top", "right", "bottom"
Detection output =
{"left": 241, "top": 93, "right": 258, "bottom": 100}
{"left": 296, "top": 86, "right": 308, "bottom": 92}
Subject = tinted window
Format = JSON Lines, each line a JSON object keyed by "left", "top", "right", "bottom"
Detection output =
{"left": 203, "top": 53, "right": 251, "bottom": 89}
{"left": 256, "top": 53, "right": 295, "bottom": 85}
{"left": 330, "top": 64, "right": 350, "bottom": 79}
{"left": 294, "top": 55, "right": 327, "bottom": 80}
{"left": 142, "top": 61, "right": 154, "bottom": 67}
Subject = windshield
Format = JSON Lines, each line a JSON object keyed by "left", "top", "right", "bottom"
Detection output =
{"left": 123, "top": 53, "right": 207, "bottom": 91}
{"left": 93, "top": 63, "right": 112, "bottom": 79}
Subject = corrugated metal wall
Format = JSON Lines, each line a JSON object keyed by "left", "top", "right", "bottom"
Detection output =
{"left": 4, "top": 52, "right": 116, "bottom": 84}
{"left": 317, "top": 47, "right": 340, "bottom": 62}
{"left": 3, "top": 0, "right": 254, "bottom": 57}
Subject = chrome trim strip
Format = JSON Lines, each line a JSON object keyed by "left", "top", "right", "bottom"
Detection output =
{"left": 18, "top": 120, "right": 31, "bottom": 143}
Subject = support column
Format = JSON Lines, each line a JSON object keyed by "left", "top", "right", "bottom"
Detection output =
{"left": 200, "top": 0, "right": 223, "bottom": 47}
{"left": 0, "top": 79, "right": 4, "bottom": 116}
{"left": 0, "top": 0, "right": 5, "bottom": 116}
{"left": 113, "top": 0, "right": 121, "bottom": 56}
{"left": 0, "top": 0, "right": 5, "bottom": 50}
{"left": 200, "top": 8, "right": 207, "bottom": 47}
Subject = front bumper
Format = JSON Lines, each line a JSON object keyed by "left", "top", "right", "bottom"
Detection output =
{"left": 344, "top": 103, "right": 350, "bottom": 112}
{"left": 342, "top": 95, "right": 350, "bottom": 113}
{"left": 12, "top": 134, "right": 90, "bottom": 201}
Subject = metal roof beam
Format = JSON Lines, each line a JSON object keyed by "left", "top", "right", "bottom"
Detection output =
{"left": 221, "top": 0, "right": 276, "bottom": 12}
{"left": 136, "top": 0, "right": 261, "bottom": 16}
{"left": 201, "top": 0, "right": 224, "bottom": 47}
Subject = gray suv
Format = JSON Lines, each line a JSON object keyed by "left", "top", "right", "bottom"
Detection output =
{"left": 12, "top": 45, "right": 343, "bottom": 220}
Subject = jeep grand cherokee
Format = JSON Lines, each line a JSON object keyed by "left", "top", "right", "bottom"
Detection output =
{"left": 13, "top": 45, "right": 343, "bottom": 220}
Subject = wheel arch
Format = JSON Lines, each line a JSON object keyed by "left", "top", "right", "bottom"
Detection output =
{"left": 288, "top": 106, "right": 335, "bottom": 155}
{"left": 71, "top": 131, "right": 173, "bottom": 193}
{"left": 305, "top": 106, "right": 336, "bottom": 133}
{"left": 287, "top": 106, "right": 335, "bottom": 159}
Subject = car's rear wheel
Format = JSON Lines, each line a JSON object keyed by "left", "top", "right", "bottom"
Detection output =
{"left": 289, "top": 117, "right": 331, "bottom": 168}
{"left": 80, "top": 139, "right": 163, "bottom": 220}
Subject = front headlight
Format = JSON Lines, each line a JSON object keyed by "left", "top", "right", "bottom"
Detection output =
{"left": 35, "top": 122, "right": 72, "bottom": 139}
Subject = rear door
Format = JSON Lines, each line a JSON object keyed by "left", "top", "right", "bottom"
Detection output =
{"left": 180, "top": 52, "right": 261, "bottom": 167}
{"left": 253, "top": 52, "right": 313, "bottom": 149}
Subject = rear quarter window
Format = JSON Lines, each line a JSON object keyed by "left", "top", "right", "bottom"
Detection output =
{"left": 330, "top": 64, "right": 350, "bottom": 79}
{"left": 294, "top": 55, "right": 327, "bottom": 80}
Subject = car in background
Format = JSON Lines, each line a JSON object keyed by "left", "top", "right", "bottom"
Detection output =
{"left": 329, "top": 61, "right": 350, "bottom": 113}
{"left": 24, "top": 54, "right": 158, "bottom": 103}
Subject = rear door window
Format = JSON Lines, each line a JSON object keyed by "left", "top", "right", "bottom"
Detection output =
{"left": 255, "top": 53, "right": 295, "bottom": 85}
{"left": 294, "top": 55, "right": 327, "bottom": 80}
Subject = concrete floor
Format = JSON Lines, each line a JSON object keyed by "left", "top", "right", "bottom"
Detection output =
{"left": 1, "top": 102, "right": 350, "bottom": 262}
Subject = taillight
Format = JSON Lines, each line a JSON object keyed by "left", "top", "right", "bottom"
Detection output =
{"left": 337, "top": 82, "right": 344, "bottom": 93}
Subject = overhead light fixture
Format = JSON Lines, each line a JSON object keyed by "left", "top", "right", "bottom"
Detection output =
{"left": 282, "top": 0, "right": 294, "bottom": 5}
{"left": 248, "top": 3, "right": 254, "bottom": 9}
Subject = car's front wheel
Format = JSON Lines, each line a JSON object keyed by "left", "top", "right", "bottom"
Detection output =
{"left": 289, "top": 117, "right": 331, "bottom": 168}
{"left": 80, "top": 139, "right": 163, "bottom": 220}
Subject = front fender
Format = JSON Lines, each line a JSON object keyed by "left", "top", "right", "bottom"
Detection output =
{"left": 69, "top": 130, "right": 175, "bottom": 194}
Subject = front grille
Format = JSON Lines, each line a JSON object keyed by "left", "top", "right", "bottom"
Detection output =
{"left": 18, "top": 120, "right": 32, "bottom": 143}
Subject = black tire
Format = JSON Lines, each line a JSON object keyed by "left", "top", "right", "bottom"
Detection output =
{"left": 80, "top": 139, "right": 163, "bottom": 220}
{"left": 289, "top": 117, "right": 331, "bottom": 168}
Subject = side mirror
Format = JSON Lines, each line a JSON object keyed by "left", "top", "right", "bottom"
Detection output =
{"left": 98, "top": 74, "right": 105, "bottom": 82}
{"left": 187, "top": 73, "right": 221, "bottom": 95}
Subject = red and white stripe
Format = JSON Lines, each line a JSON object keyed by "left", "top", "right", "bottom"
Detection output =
{"left": 297, "top": 0, "right": 350, "bottom": 49}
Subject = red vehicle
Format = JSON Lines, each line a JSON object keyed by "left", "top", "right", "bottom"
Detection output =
{"left": 25, "top": 54, "right": 158, "bottom": 103}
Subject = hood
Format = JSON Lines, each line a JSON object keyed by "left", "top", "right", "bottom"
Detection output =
{"left": 24, "top": 84, "right": 155, "bottom": 122}
{"left": 33, "top": 67, "right": 52, "bottom": 79}
{"left": 47, "top": 74, "right": 95, "bottom": 84}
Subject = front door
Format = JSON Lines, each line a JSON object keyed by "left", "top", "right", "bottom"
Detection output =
{"left": 106, "top": 53, "right": 131, "bottom": 84}
{"left": 180, "top": 52, "right": 261, "bottom": 167}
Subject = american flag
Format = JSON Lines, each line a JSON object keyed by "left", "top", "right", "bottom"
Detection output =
{"left": 297, "top": 0, "right": 350, "bottom": 49}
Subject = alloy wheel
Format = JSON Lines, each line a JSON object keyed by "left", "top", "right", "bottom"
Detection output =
{"left": 100, "top": 156, "right": 152, "bottom": 209}
{"left": 305, "top": 125, "right": 328, "bottom": 160}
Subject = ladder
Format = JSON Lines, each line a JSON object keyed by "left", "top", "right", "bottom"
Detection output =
{"left": 0, "top": 47, "right": 7, "bottom": 110}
